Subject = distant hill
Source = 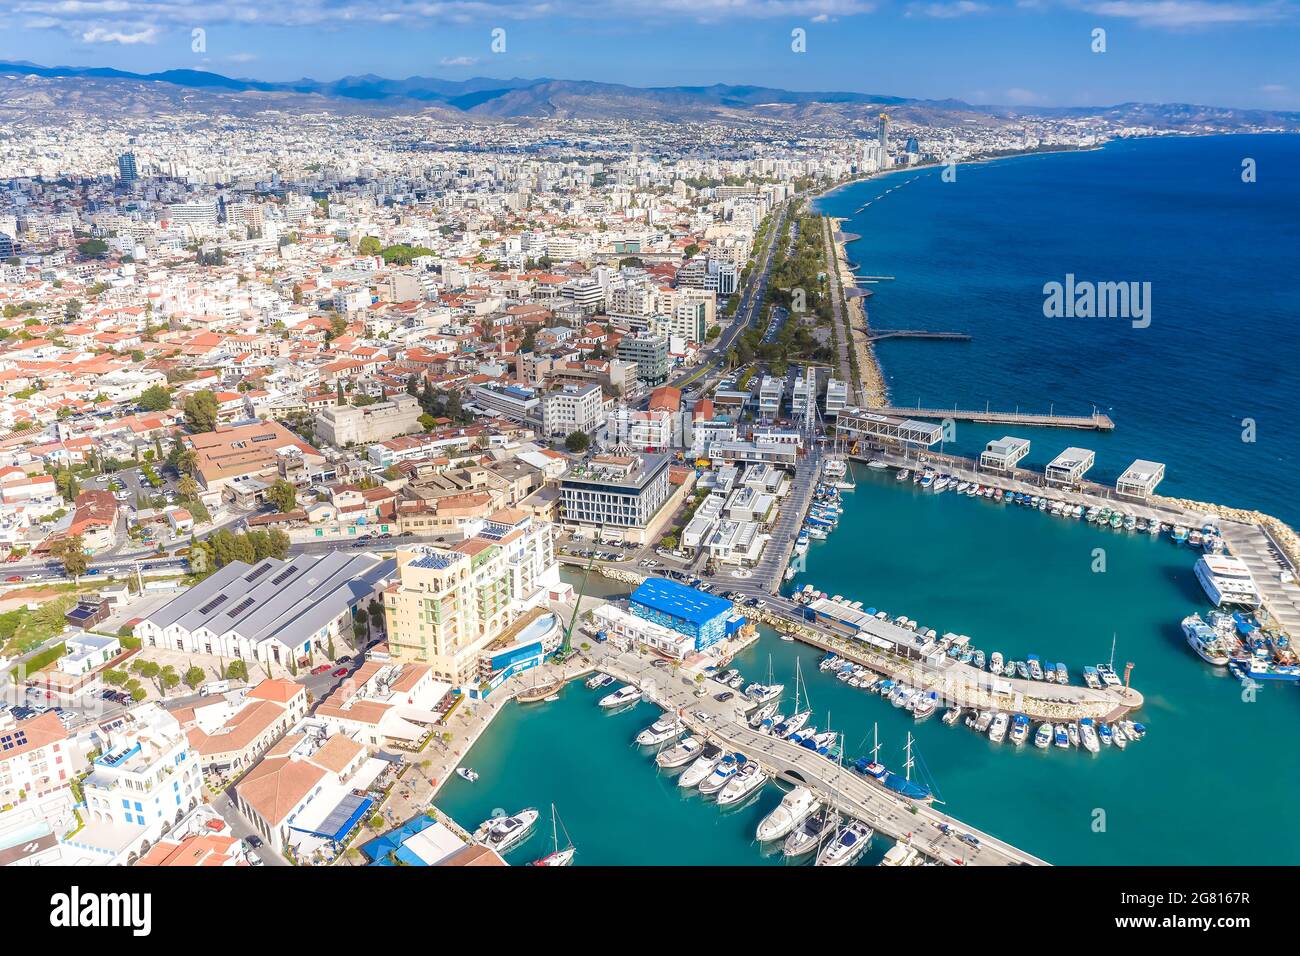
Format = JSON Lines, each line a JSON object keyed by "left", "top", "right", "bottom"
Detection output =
{"left": 2, "top": 60, "right": 1298, "bottom": 130}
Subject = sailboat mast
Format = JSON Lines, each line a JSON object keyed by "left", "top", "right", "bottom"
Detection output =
{"left": 904, "top": 733, "right": 915, "bottom": 782}
{"left": 871, "top": 721, "right": 880, "bottom": 763}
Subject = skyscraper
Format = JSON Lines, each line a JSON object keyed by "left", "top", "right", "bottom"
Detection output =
{"left": 117, "top": 152, "right": 138, "bottom": 183}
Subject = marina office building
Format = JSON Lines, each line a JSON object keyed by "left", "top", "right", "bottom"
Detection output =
{"left": 382, "top": 510, "right": 558, "bottom": 688}
{"left": 979, "top": 436, "right": 1032, "bottom": 473}
{"left": 592, "top": 577, "right": 746, "bottom": 660}
{"left": 559, "top": 453, "right": 674, "bottom": 544}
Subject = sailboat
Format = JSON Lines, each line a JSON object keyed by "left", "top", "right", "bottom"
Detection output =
{"left": 528, "top": 804, "right": 576, "bottom": 867}
{"left": 774, "top": 658, "right": 812, "bottom": 739}
{"left": 855, "top": 725, "right": 934, "bottom": 802}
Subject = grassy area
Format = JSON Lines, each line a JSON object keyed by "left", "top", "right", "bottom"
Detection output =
{"left": 0, "top": 595, "right": 76, "bottom": 655}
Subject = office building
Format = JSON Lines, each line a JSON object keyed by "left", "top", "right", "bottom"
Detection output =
{"left": 616, "top": 331, "right": 670, "bottom": 386}
{"left": 541, "top": 383, "right": 605, "bottom": 438}
{"left": 559, "top": 453, "right": 672, "bottom": 542}
{"left": 117, "top": 152, "right": 138, "bottom": 183}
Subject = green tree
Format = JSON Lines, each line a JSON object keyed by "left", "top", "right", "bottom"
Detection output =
{"left": 358, "top": 236, "right": 383, "bottom": 256}
{"left": 225, "top": 659, "right": 250, "bottom": 682}
{"left": 158, "top": 665, "right": 180, "bottom": 695}
{"left": 130, "top": 685, "right": 148, "bottom": 702}
{"left": 77, "top": 238, "right": 109, "bottom": 258}
{"left": 137, "top": 384, "right": 172, "bottom": 411}
{"left": 182, "top": 390, "right": 219, "bottom": 433}
{"left": 176, "top": 474, "right": 201, "bottom": 499}
{"left": 50, "top": 534, "right": 88, "bottom": 578}
{"left": 564, "top": 430, "right": 590, "bottom": 453}
{"left": 183, "top": 665, "right": 206, "bottom": 690}
{"left": 266, "top": 479, "right": 297, "bottom": 513}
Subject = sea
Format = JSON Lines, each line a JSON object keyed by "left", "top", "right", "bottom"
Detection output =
{"left": 435, "top": 136, "right": 1300, "bottom": 866}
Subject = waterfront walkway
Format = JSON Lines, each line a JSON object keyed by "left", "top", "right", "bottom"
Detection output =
{"left": 872, "top": 405, "right": 1115, "bottom": 430}
{"left": 598, "top": 648, "right": 1047, "bottom": 866}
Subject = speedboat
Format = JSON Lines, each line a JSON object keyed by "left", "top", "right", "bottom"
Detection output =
{"left": 1110, "top": 723, "right": 1128, "bottom": 749}
{"left": 1083, "top": 666, "right": 1102, "bottom": 689}
{"left": 1034, "top": 723, "right": 1053, "bottom": 749}
{"left": 1053, "top": 724, "right": 1070, "bottom": 749}
{"left": 716, "top": 762, "right": 768, "bottom": 807}
{"left": 757, "top": 712, "right": 786, "bottom": 735}
{"left": 743, "top": 682, "right": 784, "bottom": 704}
{"left": 678, "top": 745, "right": 725, "bottom": 788}
{"left": 474, "top": 808, "right": 539, "bottom": 853}
{"left": 911, "top": 695, "right": 937, "bottom": 721}
{"left": 1098, "top": 722, "right": 1114, "bottom": 747}
{"left": 585, "top": 673, "right": 613, "bottom": 690}
{"left": 1124, "top": 721, "right": 1147, "bottom": 741}
{"left": 756, "top": 786, "right": 818, "bottom": 841}
{"left": 783, "top": 807, "right": 839, "bottom": 858}
{"left": 656, "top": 735, "right": 704, "bottom": 769}
{"left": 815, "top": 820, "right": 874, "bottom": 867}
{"left": 699, "top": 754, "right": 746, "bottom": 795}
{"left": 456, "top": 767, "right": 479, "bottom": 783}
{"left": 942, "top": 707, "right": 962, "bottom": 726}
{"left": 748, "top": 701, "right": 779, "bottom": 729}
{"left": 727, "top": 672, "right": 746, "bottom": 690}
{"left": 598, "top": 685, "right": 642, "bottom": 708}
{"left": 636, "top": 715, "right": 683, "bottom": 746}
{"left": 1079, "top": 718, "right": 1100, "bottom": 754}
{"left": 718, "top": 668, "right": 739, "bottom": 685}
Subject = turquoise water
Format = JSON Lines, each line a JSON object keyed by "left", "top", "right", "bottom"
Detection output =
{"left": 814, "top": 134, "right": 1300, "bottom": 526}
{"left": 440, "top": 475, "right": 1300, "bottom": 864}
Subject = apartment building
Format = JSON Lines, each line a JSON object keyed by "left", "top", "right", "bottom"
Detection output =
{"left": 541, "top": 383, "right": 605, "bottom": 438}
{"left": 616, "top": 331, "right": 670, "bottom": 386}
{"left": 383, "top": 509, "right": 557, "bottom": 686}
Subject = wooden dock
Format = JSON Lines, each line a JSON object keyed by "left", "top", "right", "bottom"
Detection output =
{"left": 873, "top": 405, "right": 1115, "bottom": 430}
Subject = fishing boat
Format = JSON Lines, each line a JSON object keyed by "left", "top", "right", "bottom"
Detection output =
{"left": 756, "top": 786, "right": 818, "bottom": 841}
{"left": 598, "top": 685, "right": 642, "bottom": 708}
{"left": 815, "top": 820, "right": 874, "bottom": 867}
{"left": 1009, "top": 714, "right": 1030, "bottom": 746}
{"left": 1055, "top": 663, "right": 1069, "bottom": 685}
{"left": 783, "top": 807, "right": 839, "bottom": 858}
{"left": 635, "top": 715, "right": 683, "bottom": 746}
{"left": 1034, "top": 723, "right": 1053, "bottom": 749}
{"left": 988, "top": 712, "right": 1009, "bottom": 744}
{"left": 1067, "top": 723, "right": 1080, "bottom": 748}
{"left": 716, "top": 761, "right": 768, "bottom": 807}
{"left": 942, "top": 707, "right": 962, "bottom": 726}
{"left": 455, "top": 767, "right": 479, "bottom": 783}
{"left": 1079, "top": 718, "right": 1100, "bottom": 754}
{"left": 1098, "top": 722, "right": 1114, "bottom": 747}
{"left": 1053, "top": 724, "right": 1071, "bottom": 749}
{"left": 655, "top": 735, "right": 704, "bottom": 769}
{"left": 585, "top": 672, "right": 613, "bottom": 690}
{"left": 700, "top": 754, "right": 746, "bottom": 796}
{"left": 1082, "top": 665, "right": 1102, "bottom": 689}
{"left": 912, "top": 694, "right": 937, "bottom": 721}
{"left": 1111, "top": 723, "right": 1128, "bottom": 749}
{"left": 896, "top": 468, "right": 910, "bottom": 481}
{"left": 1182, "top": 613, "right": 1230, "bottom": 666}
{"left": 1026, "top": 655, "right": 1044, "bottom": 681}
{"left": 989, "top": 652, "right": 1004, "bottom": 676}
{"left": 473, "top": 808, "right": 539, "bottom": 854}
{"left": 528, "top": 804, "right": 576, "bottom": 867}
{"left": 678, "top": 744, "right": 725, "bottom": 788}
{"left": 1015, "top": 660, "right": 1029, "bottom": 679}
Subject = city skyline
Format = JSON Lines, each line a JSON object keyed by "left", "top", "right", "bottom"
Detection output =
{"left": 3, "top": 0, "right": 1300, "bottom": 110}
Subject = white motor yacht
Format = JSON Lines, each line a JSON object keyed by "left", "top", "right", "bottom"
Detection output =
{"left": 655, "top": 735, "right": 704, "bottom": 769}
{"left": 756, "top": 786, "right": 818, "bottom": 841}
{"left": 815, "top": 820, "right": 874, "bottom": 866}
{"left": 473, "top": 808, "right": 539, "bottom": 854}
{"left": 678, "top": 745, "right": 725, "bottom": 789}
{"left": 716, "top": 762, "right": 768, "bottom": 807}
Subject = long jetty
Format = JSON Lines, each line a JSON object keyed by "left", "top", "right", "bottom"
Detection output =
{"left": 599, "top": 649, "right": 1047, "bottom": 866}
{"left": 866, "top": 330, "right": 972, "bottom": 343}
{"left": 873, "top": 404, "right": 1115, "bottom": 430}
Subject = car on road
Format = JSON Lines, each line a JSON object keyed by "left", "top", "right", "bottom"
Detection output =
{"left": 960, "top": 833, "right": 981, "bottom": 848}
{"left": 332, "top": 667, "right": 349, "bottom": 677}
{"left": 310, "top": 664, "right": 332, "bottom": 675}
{"left": 4, "top": 575, "right": 21, "bottom": 583}
{"left": 245, "top": 836, "right": 263, "bottom": 849}
{"left": 714, "top": 691, "right": 734, "bottom": 702}
{"left": 336, "top": 655, "right": 352, "bottom": 664}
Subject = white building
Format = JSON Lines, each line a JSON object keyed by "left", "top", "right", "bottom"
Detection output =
{"left": 541, "top": 383, "right": 605, "bottom": 438}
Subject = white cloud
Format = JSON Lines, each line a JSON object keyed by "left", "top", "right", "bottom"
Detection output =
{"left": 907, "top": 1, "right": 989, "bottom": 17}
{"left": 81, "top": 25, "right": 159, "bottom": 45}
{"left": 1077, "top": 1, "right": 1291, "bottom": 28}
{"left": 1003, "top": 86, "right": 1046, "bottom": 103}
{"left": 439, "top": 55, "right": 480, "bottom": 66}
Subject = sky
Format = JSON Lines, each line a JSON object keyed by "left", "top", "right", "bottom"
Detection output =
{"left": 1, "top": 0, "right": 1299, "bottom": 110}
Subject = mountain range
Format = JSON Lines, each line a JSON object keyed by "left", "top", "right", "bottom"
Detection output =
{"left": 3, "top": 60, "right": 1299, "bottom": 130}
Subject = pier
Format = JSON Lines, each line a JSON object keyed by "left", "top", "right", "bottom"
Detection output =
{"left": 597, "top": 648, "right": 1048, "bottom": 866}
{"left": 866, "top": 330, "right": 972, "bottom": 343}
{"left": 870, "top": 404, "right": 1115, "bottom": 430}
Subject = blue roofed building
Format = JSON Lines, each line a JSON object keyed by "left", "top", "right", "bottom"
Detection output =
{"left": 629, "top": 577, "right": 741, "bottom": 651}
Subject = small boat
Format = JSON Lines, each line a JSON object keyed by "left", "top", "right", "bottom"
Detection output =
{"left": 474, "top": 808, "right": 539, "bottom": 853}
{"left": 528, "top": 804, "right": 576, "bottom": 867}
{"left": 636, "top": 715, "right": 683, "bottom": 746}
{"left": 896, "top": 468, "right": 910, "bottom": 481}
{"left": 1110, "top": 723, "right": 1128, "bottom": 750}
{"left": 702, "top": 749, "right": 743, "bottom": 796}
{"left": 911, "top": 695, "right": 937, "bottom": 721}
{"left": 727, "top": 673, "right": 745, "bottom": 690}
{"left": 585, "top": 673, "right": 613, "bottom": 690}
{"left": 1079, "top": 718, "right": 1100, "bottom": 754}
{"left": 1067, "top": 723, "right": 1080, "bottom": 748}
{"left": 756, "top": 786, "right": 818, "bottom": 841}
{"left": 783, "top": 806, "right": 838, "bottom": 858}
{"left": 716, "top": 762, "right": 768, "bottom": 807}
{"left": 598, "top": 685, "right": 642, "bottom": 709}
{"left": 1125, "top": 721, "right": 1147, "bottom": 741}
{"left": 1009, "top": 714, "right": 1030, "bottom": 746}
{"left": 1054, "top": 724, "right": 1071, "bottom": 749}
{"left": 775, "top": 710, "right": 811, "bottom": 739}
{"left": 1015, "top": 661, "right": 1029, "bottom": 679}
{"left": 988, "top": 712, "right": 1009, "bottom": 743}
{"left": 1082, "top": 666, "right": 1102, "bottom": 689}
{"left": 1027, "top": 655, "right": 1044, "bottom": 681}
{"left": 718, "top": 668, "right": 739, "bottom": 685}
{"left": 656, "top": 735, "right": 704, "bottom": 769}
{"left": 456, "top": 767, "right": 479, "bottom": 783}
{"left": 989, "top": 652, "right": 1004, "bottom": 676}
{"left": 815, "top": 819, "right": 874, "bottom": 867}
{"left": 942, "top": 707, "right": 962, "bottom": 726}
{"left": 1098, "top": 722, "right": 1114, "bottom": 747}
{"left": 743, "top": 682, "right": 784, "bottom": 704}
{"left": 1097, "top": 664, "right": 1122, "bottom": 687}
{"left": 1034, "top": 723, "right": 1053, "bottom": 749}
{"left": 678, "top": 745, "right": 725, "bottom": 788}
{"left": 879, "top": 843, "right": 924, "bottom": 866}
{"left": 748, "top": 701, "right": 779, "bottom": 729}
{"left": 543, "top": 694, "right": 560, "bottom": 702}
{"left": 1055, "top": 663, "right": 1069, "bottom": 685}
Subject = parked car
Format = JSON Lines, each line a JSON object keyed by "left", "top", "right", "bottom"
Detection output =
{"left": 714, "top": 691, "right": 734, "bottom": 702}
{"left": 310, "top": 664, "right": 332, "bottom": 675}
{"left": 4, "top": 575, "right": 21, "bottom": 583}
{"left": 332, "top": 667, "right": 349, "bottom": 678}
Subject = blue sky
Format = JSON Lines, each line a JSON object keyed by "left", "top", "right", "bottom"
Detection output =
{"left": 2, "top": 1, "right": 1298, "bottom": 109}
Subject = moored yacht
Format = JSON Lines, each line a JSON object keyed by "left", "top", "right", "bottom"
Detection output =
{"left": 473, "top": 808, "right": 539, "bottom": 854}
{"left": 815, "top": 820, "right": 874, "bottom": 867}
{"left": 598, "top": 685, "right": 642, "bottom": 708}
{"left": 1034, "top": 723, "right": 1053, "bottom": 749}
{"left": 699, "top": 754, "right": 746, "bottom": 795}
{"left": 716, "top": 762, "right": 768, "bottom": 807}
{"left": 656, "top": 735, "right": 704, "bottom": 769}
{"left": 783, "top": 807, "right": 840, "bottom": 858}
{"left": 636, "top": 715, "right": 683, "bottom": 747}
{"left": 756, "top": 786, "right": 818, "bottom": 841}
{"left": 1079, "top": 718, "right": 1100, "bottom": 754}
{"left": 988, "top": 712, "right": 1009, "bottom": 743}
{"left": 678, "top": 745, "right": 725, "bottom": 789}
{"left": 747, "top": 700, "right": 780, "bottom": 729}
{"left": 585, "top": 672, "right": 613, "bottom": 690}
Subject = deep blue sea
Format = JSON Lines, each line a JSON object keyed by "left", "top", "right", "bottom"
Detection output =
{"left": 814, "top": 134, "right": 1300, "bottom": 526}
